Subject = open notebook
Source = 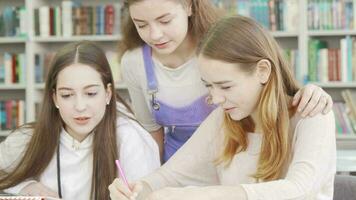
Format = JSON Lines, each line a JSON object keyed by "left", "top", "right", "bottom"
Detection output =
{"left": 0, "top": 196, "right": 60, "bottom": 200}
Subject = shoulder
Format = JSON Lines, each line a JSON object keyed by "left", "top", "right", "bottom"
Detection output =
{"left": 291, "top": 111, "right": 335, "bottom": 143}
{"left": 294, "top": 111, "right": 335, "bottom": 131}
{"left": 0, "top": 127, "right": 34, "bottom": 170}
{"left": 202, "top": 107, "right": 224, "bottom": 128}
{"left": 1, "top": 127, "right": 33, "bottom": 148}
{"left": 195, "top": 107, "right": 224, "bottom": 139}
{"left": 121, "top": 47, "right": 143, "bottom": 69}
{"left": 116, "top": 101, "right": 135, "bottom": 121}
{"left": 115, "top": 102, "right": 153, "bottom": 145}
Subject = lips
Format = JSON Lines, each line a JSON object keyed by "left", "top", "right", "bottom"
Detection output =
{"left": 74, "top": 117, "right": 90, "bottom": 125}
{"left": 223, "top": 107, "right": 236, "bottom": 113}
{"left": 154, "top": 41, "right": 169, "bottom": 49}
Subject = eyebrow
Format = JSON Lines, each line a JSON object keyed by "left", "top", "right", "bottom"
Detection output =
{"left": 133, "top": 13, "right": 171, "bottom": 22}
{"left": 57, "top": 84, "right": 100, "bottom": 91}
{"left": 201, "top": 78, "right": 232, "bottom": 85}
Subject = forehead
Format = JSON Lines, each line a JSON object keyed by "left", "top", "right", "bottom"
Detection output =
{"left": 198, "top": 55, "right": 243, "bottom": 81}
{"left": 56, "top": 63, "right": 102, "bottom": 87}
{"left": 129, "top": 0, "right": 183, "bottom": 18}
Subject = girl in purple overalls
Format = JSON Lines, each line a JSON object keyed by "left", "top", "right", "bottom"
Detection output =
{"left": 119, "top": 0, "right": 333, "bottom": 163}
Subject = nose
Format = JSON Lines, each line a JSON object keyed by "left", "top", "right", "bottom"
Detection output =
{"left": 210, "top": 89, "right": 226, "bottom": 105}
{"left": 149, "top": 24, "right": 164, "bottom": 41}
{"left": 74, "top": 95, "right": 86, "bottom": 112}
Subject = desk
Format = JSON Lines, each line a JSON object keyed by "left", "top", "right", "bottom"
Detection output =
{"left": 337, "top": 150, "right": 356, "bottom": 173}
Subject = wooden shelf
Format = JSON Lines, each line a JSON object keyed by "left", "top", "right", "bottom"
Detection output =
{"left": 271, "top": 31, "right": 298, "bottom": 38}
{"left": 0, "top": 84, "right": 26, "bottom": 90}
{"left": 0, "top": 37, "right": 27, "bottom": 43}
{"left": 33, "top": 35, "right": 122, "bottom": 42}
{"left": 308, "top": 30, "right": 356, "bottom": 36}
{"left": 35, "top": 82, "right": 127, "bottom": 90}
{"left": 336, "top": 134, "right": 356, "bottom": 140}
{"left": 311, "top": 82, "right": 356, "bottom": 88}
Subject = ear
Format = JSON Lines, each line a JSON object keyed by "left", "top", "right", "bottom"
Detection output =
{"left": 52, "top": 89, "right": 59, "bottom": 109}
{"left": 256, "top": 59, "right": 271, "bottom": 85}
{"left": 106, "top": 83, "right": 113, "bottom": 105}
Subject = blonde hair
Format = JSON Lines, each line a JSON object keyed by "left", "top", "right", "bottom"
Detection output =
{"left": 118, "top": 0, "right": 221, "bottom": 58}
{"left": 198, "top": 15, "right": 300, "bottom": 181}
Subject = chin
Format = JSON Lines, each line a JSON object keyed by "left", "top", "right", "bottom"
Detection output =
{"left": 229, "top": 113, "right": 248, "bottom": 121}
{"left": 154, "top": 44, "right": 177, "bottom": 55}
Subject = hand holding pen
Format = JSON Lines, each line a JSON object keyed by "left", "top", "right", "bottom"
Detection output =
{"left": 109, "top": 160, "right": 143, "bottom": 200}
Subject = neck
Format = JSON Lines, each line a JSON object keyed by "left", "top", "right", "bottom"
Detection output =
{"left": 64, "top": 127, "right": 89, "bottom": 143}
{"left": 250, "top": 111, "right": 262, "bottom": 133}
{"left": 153, "top": 35, "right": 196, "bottom": 69}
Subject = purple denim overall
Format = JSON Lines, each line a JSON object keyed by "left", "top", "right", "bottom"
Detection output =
{"left": 142, "top": 44, "right": 215, "bottom": 162}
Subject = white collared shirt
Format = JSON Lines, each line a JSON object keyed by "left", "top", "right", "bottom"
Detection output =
{"left": 0, "top": 103, "right": 160, "bottom": 200}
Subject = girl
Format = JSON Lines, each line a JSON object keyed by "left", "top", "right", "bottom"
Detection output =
{"left": 0, "top": 41, "right": 160, "bottom": 199}
{"left": 120, "top": 0, "right": 333, "bottom": 162}
{"left": 109, "top": 15, "right": 336, "bottom": 200}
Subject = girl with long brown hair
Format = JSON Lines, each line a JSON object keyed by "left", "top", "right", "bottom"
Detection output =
{"left": 120, "top": 0, "right": 333, "bottom": 163}
{"left": 109, "top": 15, "right": 336, "bottom": 200}
{"left": 0, "top": 41, "right": 160, "bottom": 199}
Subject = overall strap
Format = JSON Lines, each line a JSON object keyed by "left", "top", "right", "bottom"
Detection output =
{"left": 142, "top": 44, "right": 158, "bottom": 94}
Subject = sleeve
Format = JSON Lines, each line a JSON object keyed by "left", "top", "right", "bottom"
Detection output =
{"left": 121, "top": 51, "right": 162, "bottom": 132}
{"left": 117, "top": 116, "right": 161, "bottom": 182}
{"left": 142, "top": 108, "right": 223, "bottom": 190}
{"left": 3, "top": 180, "right": 37, "bottom": 194}
{"left": 241, "top": 112, "right": 336, "bottom": 200}
{"left": 0, "top": 129, "right": 37, "bottom": 194}
{"left": 0, "top": 129, "right": 32, "bottom": 172}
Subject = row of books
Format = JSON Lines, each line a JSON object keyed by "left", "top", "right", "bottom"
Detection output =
{"left": 308, "top": 37, "right": 356, "bottom": 83}
{"left": 213, "top": 0, "right": 299, "bottom": 32}
{"left": 34, "top": 1, "right": 121, "bottom": 37}
{"left": 0, "top": 53, "right": 26, "bottom": 85}
{"left": 35, "top": 51, "right": 121, "bottom": 84}
{"left": 284, "top": 49, "right": 301, "bottom": 83}
{"left": 308, "top": 0, "right": 356, "bottom": 30}
{"left": 0, "top": 6, "right": 26, "bottom": 37}
{"left": 0, "top": 100, "right": 25, "bottom": 131}
{"left": 334, "top": 90, "right": 356, "bottom": 134}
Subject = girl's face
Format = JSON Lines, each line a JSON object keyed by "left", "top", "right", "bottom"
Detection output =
{"left": 198, "top": 56, "right": 266, "bottom": 122}
{"left": 53, "top": 63, "right": 112, "bottom": 142}
{"left": 129, "top": 0, "right": 191, "bottom": 55}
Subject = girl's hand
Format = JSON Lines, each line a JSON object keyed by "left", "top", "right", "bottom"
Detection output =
{"left": 109, "top": 178, "right": 150, "bottom": 200}
{"left": 20, "top": 181, "right": 59, "bottom": 197}
{"left": 292, "top": 84, "right": 333, "bottom": 117}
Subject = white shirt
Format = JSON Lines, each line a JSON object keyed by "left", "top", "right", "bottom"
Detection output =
{"left": 121, "top": 48, "right": 208, "bottom": 132}
{"left": 143, "top": 107, "right": 337, "bottom": 199}
{"left": 0, "top": 103, "right": 160, "bottom": 200}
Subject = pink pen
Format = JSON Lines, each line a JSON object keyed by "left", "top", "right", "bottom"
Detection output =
{"left": 115, "top": 159, "right": 131, "bottom": 190}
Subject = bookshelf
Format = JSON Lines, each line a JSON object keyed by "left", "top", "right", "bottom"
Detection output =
{"left": 0, "top": 0, "right": 355, "bottom": 151}
{"left": 0, "top": 0, "right": 126, "bottom": 136}
{"left": 33, "top": 35, "right": 122, "bottom": 42}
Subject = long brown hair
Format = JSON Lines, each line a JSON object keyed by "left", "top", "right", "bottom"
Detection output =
{"left": 0, "top": 41, "right": 122, "bottom": 199}
{"left": 118, "top": 0, "right": 221, "bottom": 58}
{"left": 197, "top": 15, "right": 300, "bottom": 181}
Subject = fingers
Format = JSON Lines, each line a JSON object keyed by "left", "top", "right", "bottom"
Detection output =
{"left": 296, "top": 85, "right": 315, "bottom": 115}
{"left": 308, "top": 95, "right": 327, "bottom": 117}
{"left": 323, "top": 95, "right": 333, "bottom": 114}
{"left": 292, "top": 89, "right": 302, "bottom": 106}
{"left": 109, "top": 178, "right": 136, "bottom": 200}
{"left": 300, "top": 87, "right": 321, "bottom": 117}
{"left": 131, "top": 182, "right": 143, "bottom": 197}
